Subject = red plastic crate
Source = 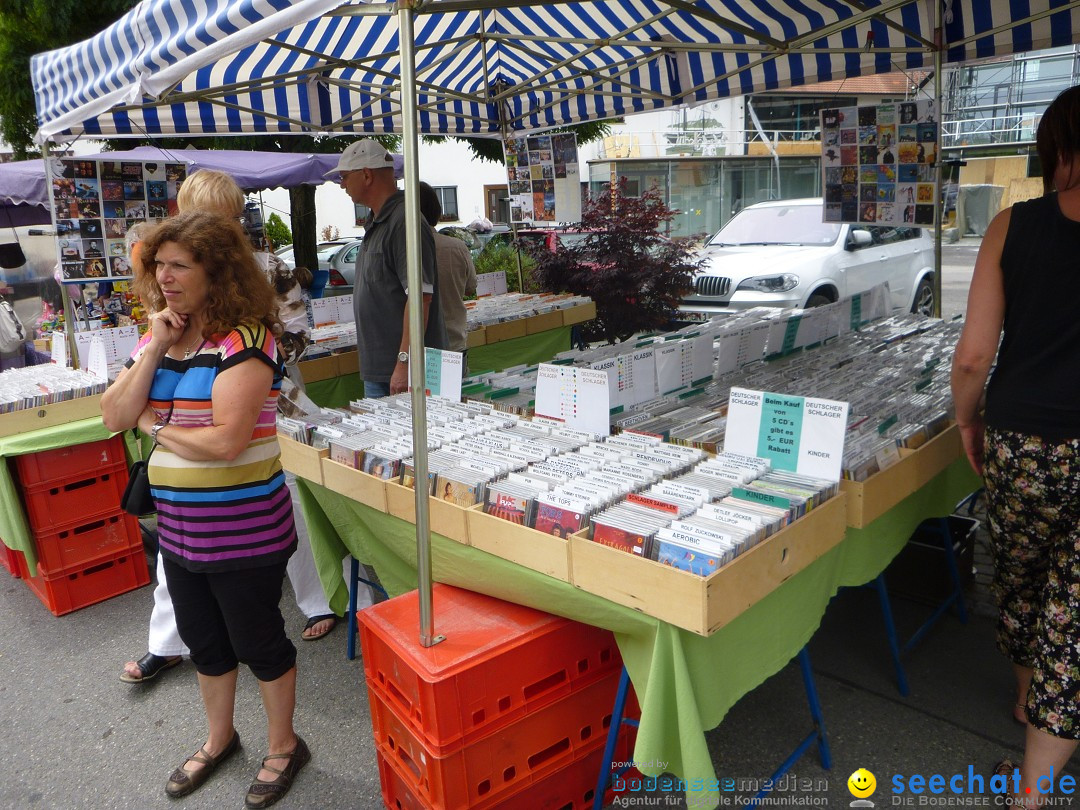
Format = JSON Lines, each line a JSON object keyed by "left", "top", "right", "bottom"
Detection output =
{"left": 33, "top": 511, "right": 143, "bottom": 577}
{"left": 22, "top": 550, "right": 150, "bottom": 616}
{"left": 357, "top": 584, "right": 622, "bottom": 754}
{"left": 371, "top": 672, "right": 635, "bottom": 810}
{"left": 13, "top": 435, "right": 127, "bottom": 488}
{"left": 20, "top": 462, "right": 129, "bottom": 534}
{"left": 377, "top": 703, "right": 638, "bottom": 810}
{"left": 0, "top": 541, "right": 23, "bottom": 578}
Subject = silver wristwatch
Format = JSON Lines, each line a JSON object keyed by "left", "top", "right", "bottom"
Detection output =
{"left": 151, "top": 422, "right": 166, "bottom": 443}
{"left": 397, "top": 350, "right": 409, "bottom": 363}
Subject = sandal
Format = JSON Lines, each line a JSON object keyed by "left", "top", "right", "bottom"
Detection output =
{"left": 165, "top": 730, "right": 241, "bottom": 798}
{"left": 1013, "top": 702, "right": 1028, "bottom": 725}
{"left": 244, "top": 735, "right": 310, "bottom": 809}
{"left": 994, "top": 758, "right": 1017, "bottom": 777}
{"left": 301, "top": 614, "right": 337, "bottom": 641}
{"left": 119, "top": 652, "right": 183, "bottom": 683}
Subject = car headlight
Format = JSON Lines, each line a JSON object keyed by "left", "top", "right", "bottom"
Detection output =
{"left": 735, "top": 274, "right": 800, "bottom": 293}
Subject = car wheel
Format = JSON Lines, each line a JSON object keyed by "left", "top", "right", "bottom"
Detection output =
{"left": 806, "top": 293, "right": 833, "bottom": 308}
{"left": 911, "top": 276, "right": 934, "bottom": 315}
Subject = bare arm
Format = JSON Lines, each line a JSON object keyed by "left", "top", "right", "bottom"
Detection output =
{"left": 101, "top": 309, "right": 185, "bottom": 432}
{"left": 390, "top": 293, "right": 433, "bottom": 395}
{"left": 950, "top": 208, "right": 1009, "bottom": 474}
{"left": 136, "top": 357, "right": 274, "bottom": 462}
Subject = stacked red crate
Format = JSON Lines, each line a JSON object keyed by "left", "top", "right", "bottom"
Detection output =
{"left": 0, "top": 539, "right": 23, "bottom": 578}
{"left": 358, "top": 583, "right": 639, "bottom": 810}
{"left": 13, "top": 436, "right": 149, "bottom": 615}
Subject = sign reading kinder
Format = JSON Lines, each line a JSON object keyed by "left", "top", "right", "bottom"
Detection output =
{"left": 890, "top": 766, "right": 1077, "bottom": 805}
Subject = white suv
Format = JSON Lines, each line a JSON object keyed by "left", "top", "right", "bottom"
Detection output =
{"left": 680, "top": 198, "right": 935, "bottom": 319}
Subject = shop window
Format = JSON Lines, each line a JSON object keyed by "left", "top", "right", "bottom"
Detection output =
{"left": 434, "top": 187, "right": 458, "bottom": 221}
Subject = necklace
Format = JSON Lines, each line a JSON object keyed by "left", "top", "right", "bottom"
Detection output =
{"left": 181, "top": 332, "right": 202, "bottom": 359}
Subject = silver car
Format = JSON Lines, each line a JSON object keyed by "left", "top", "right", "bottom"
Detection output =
{"left": 680, "top": 198, "right": 936, "bottom": 319}
{"left": 276, "top": 239, "right": 363, "bottom": 296}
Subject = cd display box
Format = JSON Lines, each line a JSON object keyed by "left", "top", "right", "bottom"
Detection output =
{"left": 467, "top": 508, "right": 571, "bottom": 581}
{"left": 840, "top": 424, "right": 961, "bottom": 528}
{"left": 0, "top": 394, "right": 104, "bottom": 438}
{"left": 384, "top": 481, "right": 475, "bottom": 545}
{"left": 277, "top": 435, "right": 329, "bottom": 485}
{"left": 569, "top": 493, "right": 848, "bottom": 636}
{"left": 297, "top": 349, "right": 359, "bottom": 385}
{"left": 320, "top": 457, "right": 388, "bottom": 511}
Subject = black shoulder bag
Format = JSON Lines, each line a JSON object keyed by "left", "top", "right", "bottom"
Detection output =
{"left": 121, "top": 403, "right": 173, "bottom": 517}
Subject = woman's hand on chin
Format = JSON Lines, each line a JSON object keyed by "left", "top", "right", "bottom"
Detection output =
{"left": 150, "top": 308, "right": 188, "bottom": 349}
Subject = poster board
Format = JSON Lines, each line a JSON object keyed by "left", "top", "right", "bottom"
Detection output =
{"left": 819, "top": 99, "right": 939, "bottom": 228}
{"left": 503, "top": 134, "right": 581, "bottom": 224}
{"left": 48, "top": 157, "right": 186, "bottom": 283}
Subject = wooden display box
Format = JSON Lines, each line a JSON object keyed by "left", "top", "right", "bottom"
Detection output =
{"left": 320, "top": 458, "right": 387, "bottom": 511}
{"left": 277, "top": 436, "right": 329, "bottom": 485}
{"left": 465, "top": 328, "right": 487, "bottom": 349}
{"left": 466, "top": 509, "right": 571, "bottom": 581}
{"left": 298, "top": 350, "right": 360, "bottom": 384}
{"left": 569, "top": 494, "right": 848, "bottom": 636}
{"left": 840, "top": 424, "right": 961, "bottom": 529}
{"left": 484, "top": 319, "right": 528, "bottom": 344}
{"left": 562, "top": 302, "right": 597, "bottom": 326}
{"left": 525, "top": 310, "right": 564, "bottom": 335}
{"left": 384, "top": 482, "right": 474, "bottom": 545}
{"left": 0, "top": 395, "right": 103, "bottom": 439}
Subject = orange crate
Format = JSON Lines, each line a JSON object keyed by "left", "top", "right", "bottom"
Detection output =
{"left": 14, "top": 435, "right": 127, "bottom": 487}
{"left": 377, "top": 726, "right": 638, "bottom": 810}
{"left": 22, "top": 550, "right": 150, "bottom": 616}
{"left": 357, "top": 584, "right": 622, "bottom": 754}
{"left": 20, "top": 462, "right": 129, "bottom": 533}
{"left": 33, "top": 511, "right": 143, "bottom": 577}
{"left": 371, "top": 673, "right": 632, "bottom": 810}
{"left": 1, "top": 541, "right": 23, "bottom": 578}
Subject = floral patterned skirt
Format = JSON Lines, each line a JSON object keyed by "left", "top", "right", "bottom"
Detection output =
{"left": 984, "top": 426, "right": 1080, "bottom": 738}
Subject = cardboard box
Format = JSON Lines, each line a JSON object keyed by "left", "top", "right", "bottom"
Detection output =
{"left": 484, "top": 319, "right": 528, "bottom": 344}
{"left": 277, "top": 436, "right": 328, "bottom": 485}
{"left": 384, "top": 481, "right": 474, "bottom": 544}
{"left": 525, "top": 310, "right": 564, "bottom": 335}
{"left": 320, "top": 457, "right": 387, "bottom": 511}
{"left": 465, "top": 328, "right": 486, "bottom": 348}
{"left": 569, "top": 494, "right": 848, "bottom": 636}
{"left": 840, "top": 424, "right": 961, "bottom": 528}
{"left": 562, "top": 301, "right": 597, "bottom": 326}
{"left": 0, "top": 394, "right": 104, "bottom": 439}
{"left": 467, "top": 509, "right": 570, "bottom": 581}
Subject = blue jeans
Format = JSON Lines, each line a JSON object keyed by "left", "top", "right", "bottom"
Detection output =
{"left": 363, "top": 379, "right": 390, "bottom": 399}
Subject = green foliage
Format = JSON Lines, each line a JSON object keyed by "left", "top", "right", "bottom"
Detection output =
{"left": 264, "top": 213, "right": 292, "bottom": 250}
{"left": 528, "top": 179, "right": 702, "bottom": 344}
{"left": 474, "top": 241, "right": 538, "bottom": 293}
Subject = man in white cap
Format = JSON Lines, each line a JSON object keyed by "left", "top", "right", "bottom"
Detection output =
{"left": 326, "top": 139, "right": 447, "bottom": 397}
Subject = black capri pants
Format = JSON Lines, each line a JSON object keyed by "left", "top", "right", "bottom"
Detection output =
{"left": 164, "top": 557, "right": 297, "bottom": 682}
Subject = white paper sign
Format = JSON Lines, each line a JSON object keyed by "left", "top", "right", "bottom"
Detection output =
{"left": 86, "top": 335, "right": 109, "bottom": 379}
{"left": 534, "top": 363, "right": 610, "bottom": 436}
{"left": 310, "top": 294, "right": 353, "bottom": 327}
{"left": 51, "top": 331, "right": 68, "bottom": 367}
{"left": 73, "top": 325, "right": 139, "bottom": 377}
{"left": 418, "top": 348, "right": 463, "bottom": 401}
{"left": 724, "top": 387, "right": 849, "bottom": 481}
{"left": 475, "top": 272, "right": 508, "bottom": 297}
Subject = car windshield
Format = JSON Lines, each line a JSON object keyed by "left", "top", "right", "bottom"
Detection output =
{"left": 317, "top": 243, "right": 346, "bottom": 260}
{"left": 707, "top": 205, "right": 840, "bottom": 247}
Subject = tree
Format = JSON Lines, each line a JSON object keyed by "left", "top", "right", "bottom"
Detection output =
{"left": 529, "top": 179, "right": 702, "bottom": 344}
{"left": 264, "top": 213, "right": 292, "bottom": 250}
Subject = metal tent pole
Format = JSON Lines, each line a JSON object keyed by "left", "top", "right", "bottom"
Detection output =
{"left": 398, "top": 0, "right": 443, "bottom": 649}
{"left": 932, "top": 0, "right": 943, "bottom": 318}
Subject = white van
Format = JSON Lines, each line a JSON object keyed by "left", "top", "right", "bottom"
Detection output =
{"left": 679, "top": 198, "right": 935, "bottom": 319}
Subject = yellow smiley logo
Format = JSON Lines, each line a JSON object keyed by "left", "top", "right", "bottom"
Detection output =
{"left": 848, "top": 768, "right": 877, "bottom": 798}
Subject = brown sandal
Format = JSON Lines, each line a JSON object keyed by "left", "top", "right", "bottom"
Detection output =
{"left": 165, "top": 730, "right": 241, "bottom": 798}
{"left": 1013, "top": 702, "right": 1028, "bottom": 725}
{"left": 244, "top": 735, "right": 310, "bottom": 809}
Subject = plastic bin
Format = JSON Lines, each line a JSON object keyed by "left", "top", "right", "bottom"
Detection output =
{"left": 1, "top": 541, "right": 24, "bottom": 578}
{"left": 21, "top": 549, "right": 150, "bottom": 616}
{"left": 33, "top": 511, "right": 143, "bottom": 577}
{"left": 357, "top": 584, "right": 622, "bottom": 754}
{"left": 13, "top": 435, "right": 127, "bottom": 488}
{"left": 19, "top": 462, "right": 129, "bottom": 533}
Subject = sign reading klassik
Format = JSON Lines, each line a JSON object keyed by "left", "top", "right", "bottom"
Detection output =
{"left": 724, "top": 387, "right": 849, "bottom": 481}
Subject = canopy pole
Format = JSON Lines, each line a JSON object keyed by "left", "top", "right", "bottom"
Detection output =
{"left": 399, "top": 0, "right": 443, "bottom": 649}
{"left": 40, "top": 143, "right": 78, "bottom": 365}
{"left": 932, "top": 0, "right": 943, "bottom": 318}
{"left": 493, "top": 80, "right": 525, "bottom": 294}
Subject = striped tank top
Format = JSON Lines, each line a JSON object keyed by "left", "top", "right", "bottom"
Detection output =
{"left": 126, "top": 323, "right": 297, "bottom": 572}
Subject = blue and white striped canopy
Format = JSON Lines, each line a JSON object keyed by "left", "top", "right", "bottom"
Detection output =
{"left": 31, "top": 0, "right": 1080, "bottom": 143}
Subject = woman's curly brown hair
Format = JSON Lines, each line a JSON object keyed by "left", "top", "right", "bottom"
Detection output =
{"left": 134, "top": 211, "right": 283, "bottom": 340}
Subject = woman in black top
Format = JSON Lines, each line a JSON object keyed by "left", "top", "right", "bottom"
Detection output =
{"left": 952, "top": 85, "right": 1080, "bottom": 804}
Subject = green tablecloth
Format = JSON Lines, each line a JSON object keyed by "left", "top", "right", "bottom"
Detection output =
{"left": 305, "top": 374, "right": 365, "bottom": 409}
{"left": 0, "top": 418, "right": 125, "bottom": 571}
{"left": 294, "top": 457, "right": 979, "bottom": 809}
{"left": 467, "top": 325, "right": 573, "bottom": 374}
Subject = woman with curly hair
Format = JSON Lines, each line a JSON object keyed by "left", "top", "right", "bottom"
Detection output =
{"left": 102, "top": 210, "right": 308, "bottom": 808}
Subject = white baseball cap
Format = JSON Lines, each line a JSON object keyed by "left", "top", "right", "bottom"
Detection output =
{"left": 325, "top": 139, "right": 396, "bottom": 177}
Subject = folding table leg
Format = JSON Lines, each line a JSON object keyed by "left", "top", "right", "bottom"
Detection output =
{"left": 593, "top": 666, "right": 636, "bottom": 810}
{"left": 347, "top": 556, "right": 360, "bottom": 660}
{"left": 874, "top": 574, "right": 911, "bottom": 696}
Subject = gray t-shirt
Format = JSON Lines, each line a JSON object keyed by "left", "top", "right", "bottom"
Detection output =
{"left": 354, "top": 191, "right": 448, "bottom": 382}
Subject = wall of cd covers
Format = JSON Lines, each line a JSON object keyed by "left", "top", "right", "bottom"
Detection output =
{"left": 819, "top": 99, "right": 939, "bottom": 228}
{"left": 503, "top": 134, "right": 582, "bottom": 224}
{"left": 50, "top": 158, "right": 185, "bottom": 283}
